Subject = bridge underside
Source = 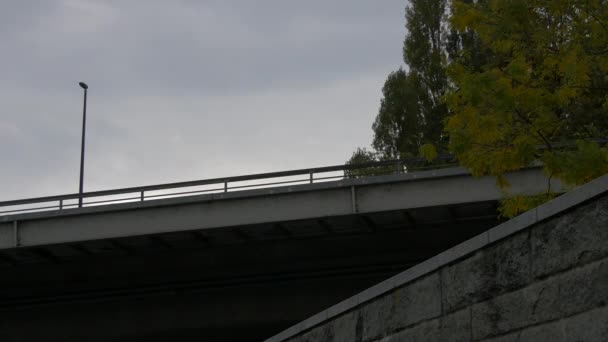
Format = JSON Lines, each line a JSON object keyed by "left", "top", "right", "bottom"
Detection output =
{"left": 0, "top": 201, "right": 500, "bottom": 342}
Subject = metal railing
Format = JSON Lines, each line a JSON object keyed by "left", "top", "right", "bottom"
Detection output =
{"left": 0, "top": 155, "right": 458, "bottom": 217}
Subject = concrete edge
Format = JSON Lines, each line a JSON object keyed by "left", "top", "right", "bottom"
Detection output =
{"left": 263, "top": 172, "right": 608, "bottom": 342}
{"left": 1, "top": 167, "right": 471, "bottom": 222}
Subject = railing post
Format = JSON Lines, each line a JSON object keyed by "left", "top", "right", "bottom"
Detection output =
{"left": 224, "top": 180, "right": 228, "bottom": 193}
{"left": 59, "top": 199, "right": 63, "bottom": 210}
{"left": 140, "top": 191, "right": 144, "bottom": 202}
{"left": 396, "top": 160, "right": 402, "bottom": 174}
{"left": 309, "top": 171, "right": 313, "bottom": 184}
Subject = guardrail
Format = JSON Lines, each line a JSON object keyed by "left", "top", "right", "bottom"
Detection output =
{"left": 0, "top": 155, "right": 458, "bottom": 217}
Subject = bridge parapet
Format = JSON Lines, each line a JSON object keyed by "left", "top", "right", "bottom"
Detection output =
{"left": 0, "top": 156, "right": 458, "bottom": 217}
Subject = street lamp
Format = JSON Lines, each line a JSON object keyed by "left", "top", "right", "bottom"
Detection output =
{"left": 78, "top": 82, "right": 88, "bottom": 208}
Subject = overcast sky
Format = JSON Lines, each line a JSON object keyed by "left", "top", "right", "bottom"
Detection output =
{"left": 0, "top": 0, "right": 406, "bottom": 200}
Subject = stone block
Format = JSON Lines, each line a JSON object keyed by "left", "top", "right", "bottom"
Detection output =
{"left": 381, "top": 319, "right": 440, "bottom": 342}
{"left": 563, "top": 305, "right": 608, "bottom": 341}
{"left": 479, "top": 320, "right": 565, "bottom": 342}
{"left": 489, "top": 231, "right": 531, "bottom": 293}
{"left": 531, "top": 194, "right": 608, "bottom": 279}
{"left": 390, "top": 273, "right": 441, "bottom": 330}
{"left": 330, "top": 311, "right": 358, "bottom": 342}
{"left": 471, "top": 279, "right": 560, "bottom": 340}
{"left": 359, "top": 293, "right": 394, "bottom": 341}
{"left": 513, "top": 322, "right": 564, "bottom": 342}
{"left": 474, "top": 257, "right": 608, "bottom": 340}
{"left": 442, "top": 231, "right": 531, "bottom": 312}
{"left": 557, "top": 258, "right": 608, "bottom": 317}
{"left": 438, "top": 307, "right": 470, "bottom": 342}
{"left": 441, "top": 250, "right": 486, "bottom": 312}
{"left": 477, "top": 333, "right": 519, "bottom": 342}
{"left": 480, "top": 301, "right": 608, "bottom": 342}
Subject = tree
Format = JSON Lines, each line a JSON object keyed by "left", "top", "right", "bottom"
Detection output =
{"left": 348, "top": 0, "right": 453, "bottom": 166}
{"left": 446, "top": 0, "right": 608, "bottom": 216}
{"left": 344, "top": 148, "right": 399, "bottom": 178}
{"left": 344, "top": 148, "right": 377, "bottom": 178}
{"left": 371, "top": 69, "right": 424, "bottom": 160}
{"left": 403, "top": 0, "right": 450, "bottom": 152}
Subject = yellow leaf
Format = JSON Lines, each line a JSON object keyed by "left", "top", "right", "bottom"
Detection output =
{"left": 419, "top": 144, "right": 438, "bottom": 161}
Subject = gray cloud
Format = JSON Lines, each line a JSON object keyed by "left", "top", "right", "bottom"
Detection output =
{"left": 0, "top": 0, "right": 406, "bottom": 201}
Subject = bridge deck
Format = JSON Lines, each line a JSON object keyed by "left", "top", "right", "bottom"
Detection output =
{"left": 0, "top": 166, "right": 555, "bottom": 252}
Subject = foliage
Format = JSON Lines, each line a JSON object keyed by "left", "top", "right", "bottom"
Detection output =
{"left": 498, "top": 192, "right": 559, "bottom": 218}
{"left": 543, "top": 140, "right": 608, "bottom": 185}
{"left": 446, "top": 0, "right": 608, "bottom": 216}
{"left": 344, "top": 148, "right": 395, "bottom": 178}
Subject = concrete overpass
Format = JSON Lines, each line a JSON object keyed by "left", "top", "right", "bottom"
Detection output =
{"left": 0, "top": 160, "right": 560, "bottom": 341}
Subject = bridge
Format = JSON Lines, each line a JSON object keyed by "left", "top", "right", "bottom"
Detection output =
{"left": 0, "top": 158, "right": 560, "bottom": 342}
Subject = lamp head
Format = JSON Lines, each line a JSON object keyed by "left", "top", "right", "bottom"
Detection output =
{"left": 79, "top": 82, "right": 88, "bottom": 90}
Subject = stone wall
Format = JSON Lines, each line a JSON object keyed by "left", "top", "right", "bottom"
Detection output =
{"left": 267, "top": 175, "right": 608, "bottom": 342}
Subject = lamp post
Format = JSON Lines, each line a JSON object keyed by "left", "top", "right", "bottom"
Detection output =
{"left": 78, "top": 82, "right": 88, "bottom": 208}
